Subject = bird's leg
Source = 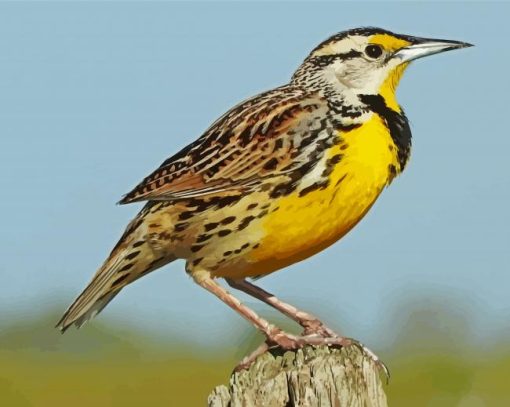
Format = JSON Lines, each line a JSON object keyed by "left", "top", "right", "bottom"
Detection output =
{"left": 225, "top": 278, "right": 389, "bottom": 377}
{"left": 191, "top": 271, "right": 301, "bottom": 350}
{"left": 192, "top": 272, "right": 387, "bottom": 376}
{"left": 226, "top": 278, "right": 336, "bottom": 337}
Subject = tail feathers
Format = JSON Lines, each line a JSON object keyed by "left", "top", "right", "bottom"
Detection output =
{"left": 56, "top": 253, "right": 130, "bottom": 332}
{"left": 56, "top": 245, "right": 172, "bottom": 333}
{"left": 58, "top": 290, "right": 119, "bottom": 332}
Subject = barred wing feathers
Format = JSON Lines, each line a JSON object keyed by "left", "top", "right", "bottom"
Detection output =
{"left": 118, "top": 87, "right": 329, "bottom": 204}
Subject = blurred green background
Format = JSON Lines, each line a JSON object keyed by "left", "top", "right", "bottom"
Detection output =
{"left": 1, "top": 294, "right": 509, "bottom": 406}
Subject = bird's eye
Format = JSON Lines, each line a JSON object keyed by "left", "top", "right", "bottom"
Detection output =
{"left": 365, "top": 44, "right": 383, "bottom": 59}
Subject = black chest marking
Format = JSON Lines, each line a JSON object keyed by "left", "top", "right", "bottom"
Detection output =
{"left": 358, "top": 94, "right": 412, "bottom": 170}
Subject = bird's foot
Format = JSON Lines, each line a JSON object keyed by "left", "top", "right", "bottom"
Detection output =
{"left": 235, "top": 330, "right": 389, "bottom": 380}
{"left": 235, "top": 342, "right": 270, "bottom": 372}
{"left": 300, "top": 319, "right": 337, "bottom": 338}
{"left": 287, "top": 333, "right": 390, "bottom": 380}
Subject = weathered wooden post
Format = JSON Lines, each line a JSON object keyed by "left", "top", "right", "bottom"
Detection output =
{"left": 208, "top": 345, "right": 388, "bottom": 407}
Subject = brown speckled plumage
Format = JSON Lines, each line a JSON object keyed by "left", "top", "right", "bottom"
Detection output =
{"left": 56, "top": 28, "right": 470, "bottom": 375}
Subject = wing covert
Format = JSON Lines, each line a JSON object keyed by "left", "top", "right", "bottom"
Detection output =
{"left": 119, "top": 88, "right": 327, "bottom": 204}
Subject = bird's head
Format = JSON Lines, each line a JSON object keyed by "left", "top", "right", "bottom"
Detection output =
{"left": 293, "top": 27, "right": 472, "bottom": 111}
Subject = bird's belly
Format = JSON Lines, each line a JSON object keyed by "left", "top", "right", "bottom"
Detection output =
{"left": 245, "top": 173, "right": 384, "bottom": 276}
{"left": 205, "top": 117, "right": 400, "bottom": 279}
{"left": 219, "top": 117, "right": 398, "bottom": 278}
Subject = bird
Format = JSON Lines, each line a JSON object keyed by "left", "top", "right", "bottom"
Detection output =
{"left": 57, "top": 27, "right": 471, "bottom": 371}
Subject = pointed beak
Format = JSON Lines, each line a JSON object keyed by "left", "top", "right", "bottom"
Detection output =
{"left": 393, "top": 38, "right": 473, "bottom": 63}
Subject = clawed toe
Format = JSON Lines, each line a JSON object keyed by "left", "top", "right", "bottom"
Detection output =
{"left": 301, "top": 322, "right": 337, "bottom": 338}
{"left": 353, "top": 341, "right": 390, "bottom": 380}
{"left": 234, "top": 342, "right": 269, "bottom": 372}
{"left": 321, "top": 336, "right": 390, "bottom": 380}
{"left": 237, "top": 332, "right": 389, "bottom": 380}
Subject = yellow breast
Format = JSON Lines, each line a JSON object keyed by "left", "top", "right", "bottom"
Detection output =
{"left": 247, "top": 114, "right": 400, "bottom": 275}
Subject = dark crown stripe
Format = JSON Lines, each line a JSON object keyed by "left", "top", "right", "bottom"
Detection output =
{"left": 312, "top": 27, "right": 419, "bottom": 54}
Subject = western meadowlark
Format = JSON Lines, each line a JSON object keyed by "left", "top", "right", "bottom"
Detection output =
{"left": 57, "top": 27, "right": 471, "bottom": 371}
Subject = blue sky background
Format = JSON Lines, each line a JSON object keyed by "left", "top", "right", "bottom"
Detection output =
{"left": 0, "top": 2, "right": 508, "bottom": 349}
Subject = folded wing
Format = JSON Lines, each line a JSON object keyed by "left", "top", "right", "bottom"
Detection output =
{"left": 119, "top": 88, "right": 328, "bottom": 204}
